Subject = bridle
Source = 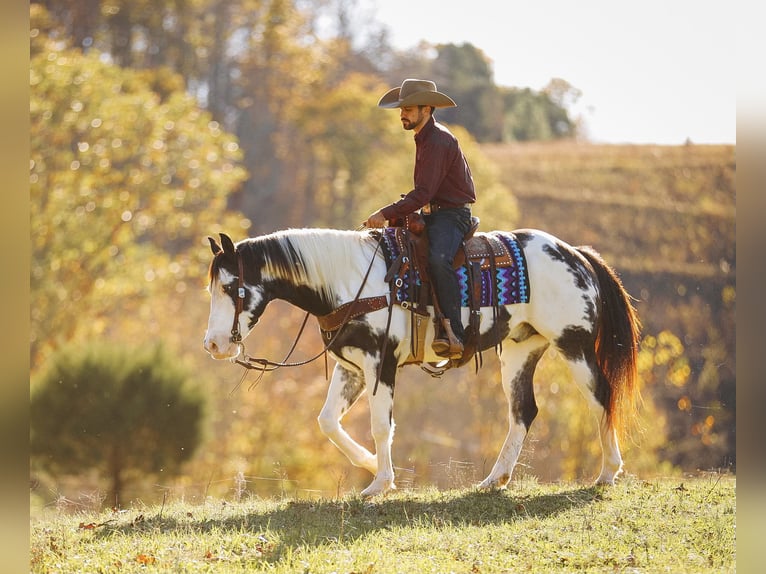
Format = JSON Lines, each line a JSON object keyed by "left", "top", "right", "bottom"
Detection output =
{"left": 229, "top": 248, "right": 247, "bottom": 350}
{"left": 224, "top": 232, "right": 385, "bottom": 380}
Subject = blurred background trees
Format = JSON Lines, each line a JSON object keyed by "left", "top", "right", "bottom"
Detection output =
{"left": 30, "top": 344, "right": 205, "bottom": 506}
{"left": 30, "top": 7, "right": 248, "bottom": 370}
{"left": 32, "top": 0, "right": 577, "bottom": 233}
{"left": 29, "top": 0, "right": 734, "bottom": 507}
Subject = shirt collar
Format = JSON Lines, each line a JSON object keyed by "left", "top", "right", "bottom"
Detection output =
{"left": 414, "top": 115, "right": 436, "bottom": 142}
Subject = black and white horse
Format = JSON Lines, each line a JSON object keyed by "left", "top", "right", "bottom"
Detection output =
{"left": 203, "top": 228, "right": 640, "bottom": 497}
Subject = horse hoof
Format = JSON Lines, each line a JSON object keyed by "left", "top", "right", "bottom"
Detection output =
{"left": 595, "top": 477, "right": 617, "bottom": 486}
{"left": 595, "top": 468, "right": 621, "bottom": 485}
{"left": 478, "top": 472, "right": 511, "bottom": 490}
{"left": 360, "top": 481, "right": 395, "bottom": 498}
{"left": 477, "top": 480, "right": 506, "bottom": 491}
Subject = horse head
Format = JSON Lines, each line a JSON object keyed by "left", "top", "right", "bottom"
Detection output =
{"left": 203, "top": 233, "right": 266, "bottom": 360}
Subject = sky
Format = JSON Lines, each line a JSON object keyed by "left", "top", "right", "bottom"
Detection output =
{"left": 368, "top": 0, "right": 737, "bottom": 145}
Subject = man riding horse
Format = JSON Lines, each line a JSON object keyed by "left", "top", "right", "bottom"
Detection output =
{"left": 365, "top": 79, "right": 476, "bottom": 360}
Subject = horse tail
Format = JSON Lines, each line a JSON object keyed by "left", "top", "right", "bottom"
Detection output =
{"left": 577, "top": 246, "right": 641, "bottom": 435}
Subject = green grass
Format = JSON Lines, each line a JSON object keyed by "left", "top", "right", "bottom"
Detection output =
{"left": 30, "top": 474, "right": 735, "bottom": 573}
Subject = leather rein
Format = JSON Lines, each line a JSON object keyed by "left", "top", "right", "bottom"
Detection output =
{"left": 227, "top": 233, "right": 385, "bottom": 376}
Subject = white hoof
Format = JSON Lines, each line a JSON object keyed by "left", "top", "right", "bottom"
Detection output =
{"left": 595, "top": 475, "right": 617, "bottom": 486}
{"left": 360, "top": 479, "right": 395, "bottom": 498}
{"left": 595, "top": 466, "right": 622, "bottom": 485}
{"left": 478, "top": 473, "right": 510, "bottom": 490}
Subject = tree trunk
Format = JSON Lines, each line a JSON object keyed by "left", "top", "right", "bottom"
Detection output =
{"left": 108, "top": 447, "right": 124, "bottom": 509}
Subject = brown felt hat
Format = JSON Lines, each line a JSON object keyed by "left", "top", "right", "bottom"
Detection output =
{"left": 378, "top": 79, "right": 457, "bottom": 109}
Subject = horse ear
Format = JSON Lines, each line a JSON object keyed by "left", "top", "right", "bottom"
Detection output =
{"left": 219, "top": 233, "right": 236, "bottom": 256}
{"left": 208, "top": 236, "right": 222, "bottom": 255}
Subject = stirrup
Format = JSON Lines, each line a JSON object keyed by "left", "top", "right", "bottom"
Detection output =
{"left": 432, "top": 318, "right": 464, "bottom": 359}
{"left": 421, "top": 361, "right": 450, "bottom": 377}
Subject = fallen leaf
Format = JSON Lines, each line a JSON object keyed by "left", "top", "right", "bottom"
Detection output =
{"left": 136, "top": 554, "right": 156, "bottom": 565}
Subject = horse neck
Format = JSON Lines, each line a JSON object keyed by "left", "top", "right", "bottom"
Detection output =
{"left": 257, "top": 229, "right": 383, "bottom": 316}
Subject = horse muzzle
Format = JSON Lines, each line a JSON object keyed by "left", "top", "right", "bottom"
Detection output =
{"left": 203, "top": 334, "right": 242, "bottom": 360}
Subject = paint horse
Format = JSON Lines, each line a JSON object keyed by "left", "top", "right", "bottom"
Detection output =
{"left": 203, "top": 227, "right": 640, "bottom": 497}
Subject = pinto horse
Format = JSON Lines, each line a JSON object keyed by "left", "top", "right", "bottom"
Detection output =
{"left": 203, "top": 228, "right": 640, "bottom": 497}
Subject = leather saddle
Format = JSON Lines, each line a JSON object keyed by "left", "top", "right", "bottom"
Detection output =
{"left": 386, "top": 212, "right": 514, "bottom": 283}
{"left": 383, "top": 213, "right": 513, "bottom": 369}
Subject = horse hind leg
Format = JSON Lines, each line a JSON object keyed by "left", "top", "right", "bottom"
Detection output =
{"left": 595, "top": 412, "right": 623, "bottom": 485}
{"left": 317, "top": 363, "right": 377, "bottom": 475}
{"left": 559, "top": 342, "right": 623, "bottom": 485}
{"left": 479, "top": 334, "right": 549, "bottom": 490}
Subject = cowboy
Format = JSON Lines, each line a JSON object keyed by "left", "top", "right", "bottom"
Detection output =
{"left": 365, "top": 79, "right": 476, "bottom": 359}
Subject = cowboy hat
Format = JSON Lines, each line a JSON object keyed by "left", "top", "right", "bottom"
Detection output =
{"left": 378, "top": 79, "right": 457, "bottom": 109}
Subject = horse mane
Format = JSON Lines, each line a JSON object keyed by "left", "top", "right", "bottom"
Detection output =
{"left": 207, "top": 250, "right": 226, "bottom": 285}
{"left": 232, "top": 228, "right": 379, "bottom": 305}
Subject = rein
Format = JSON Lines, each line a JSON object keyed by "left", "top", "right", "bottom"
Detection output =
{"left": 228, "top": 231, "right": 385, "bottom": 377}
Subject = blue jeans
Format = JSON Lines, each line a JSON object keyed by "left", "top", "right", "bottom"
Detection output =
{"left": 424, "top": 207, "right": 472, "bottom": 340}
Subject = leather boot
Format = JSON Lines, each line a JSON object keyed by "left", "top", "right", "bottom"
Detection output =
{"left": 432, "top": 318, "right": 464, "bottom": 359}
{"left": 431, "top": 316, "right": 449, "bottom": 356}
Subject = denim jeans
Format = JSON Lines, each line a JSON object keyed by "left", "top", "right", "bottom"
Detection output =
{"left": 424, "top": 207, "right": 472, "bottom": 340}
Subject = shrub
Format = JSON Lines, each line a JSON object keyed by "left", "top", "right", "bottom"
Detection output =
{"left": 30, "top": 344, "right": 205, "bottom": 507}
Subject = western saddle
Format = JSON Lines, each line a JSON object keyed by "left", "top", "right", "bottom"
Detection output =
{"left": 317, "top": 213, "right": 515, "bottom": 373}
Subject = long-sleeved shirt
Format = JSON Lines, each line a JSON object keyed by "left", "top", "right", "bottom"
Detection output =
{"left": 381, "top": 116, "right": 476, "bottom": 220}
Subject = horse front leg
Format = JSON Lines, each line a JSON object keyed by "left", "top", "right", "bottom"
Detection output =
{"left": 317, "top": 363, "right": 377, "bottom": 474}
{"left": 359, "top": 352, "right": 398, "bottom": 498}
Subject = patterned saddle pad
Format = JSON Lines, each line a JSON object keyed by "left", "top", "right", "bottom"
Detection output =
{"left": 380, "top": 229, "right": 530, "bottom": 308}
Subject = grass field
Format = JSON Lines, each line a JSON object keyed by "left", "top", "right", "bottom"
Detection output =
{"left": 30, "top": 473, "right": 734, "bottom": 573}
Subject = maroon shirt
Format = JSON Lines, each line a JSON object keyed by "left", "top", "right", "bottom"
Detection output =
{"left": 381, "top": 116, "right": 476, "bottom": 220}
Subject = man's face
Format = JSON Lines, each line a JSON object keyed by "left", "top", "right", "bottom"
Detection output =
{"left": 400, "top": 105, "right": 428, "bottom": 131}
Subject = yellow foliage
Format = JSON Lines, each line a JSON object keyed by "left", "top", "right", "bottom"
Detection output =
{"left": 30, "top": 31, "right": 248, "bottom": 370}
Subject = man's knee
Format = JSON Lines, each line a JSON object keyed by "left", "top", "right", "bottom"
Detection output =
{"left": 428, "top": 257, "right": 454, "bottom": 283}
{"left": 428, "top": 251, "right": 448, "bottom": 268}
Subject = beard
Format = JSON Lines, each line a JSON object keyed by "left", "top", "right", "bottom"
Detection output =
{"left": 401, "top": 110, "right": 425, "bottom": 131}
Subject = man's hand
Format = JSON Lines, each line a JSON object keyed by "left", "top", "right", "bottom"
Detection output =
{"left": 365, "top": 210, "right": 387, "bottom": 228}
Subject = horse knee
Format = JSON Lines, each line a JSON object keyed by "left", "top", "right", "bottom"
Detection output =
{"left": 370, "top": 413, "right": 395, "bottom": 444}
{"left": 317, "top": 412, "right": 338, "bottom": 437}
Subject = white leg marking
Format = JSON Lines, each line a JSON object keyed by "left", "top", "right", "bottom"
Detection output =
{"left": 317, "top": 364, "right": 377, "bottom": 474}
{"left": 566, "top": 358, "right": 624, "bottom": 485}
{"left": 479, "top": 336, "right": 547, "bottom": 490}
{"left": 596, "top": 418, "right": 623, "bottom": 485}
{"left": 359, "top": 361, "right": 396, "bottom": 497}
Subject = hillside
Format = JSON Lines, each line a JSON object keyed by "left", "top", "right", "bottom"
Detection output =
{"left": 482, "top": 142, "right": 735, "bottom": 276}
{"left": 30, "top": 476, "right": 735, "bottom": 573}
{"left": 481, "top": 141, "right": 736, "bottom": 473}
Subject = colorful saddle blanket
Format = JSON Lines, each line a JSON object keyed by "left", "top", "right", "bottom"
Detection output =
{"left": 380, "top": 229, "right": 530, "bottom": 308}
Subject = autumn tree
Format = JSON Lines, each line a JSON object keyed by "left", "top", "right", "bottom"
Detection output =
{"left": 500, "top": 84, "right": 579, "bottom": 141}
{"left": 30, "top": 344, "right": 205, "bottom": 506}
{"left": 431, "top": 42, "right": 504, "bottom": 142}
{"left": 30, "top": 7, "right": 248, "bottom": 369}
{"left": 33, "top": 0, "right": 583, "bottom": 234}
